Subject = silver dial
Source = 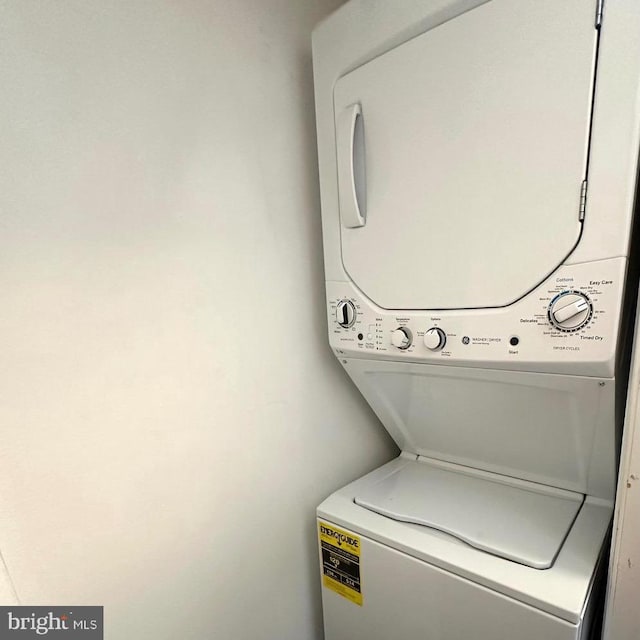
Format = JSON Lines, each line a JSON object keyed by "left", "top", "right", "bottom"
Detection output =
{"left": 336, "top": 300, "right": 356, "bottom": 328}
{"left": 548, "top": 291, "right": 592, "bottom": 332}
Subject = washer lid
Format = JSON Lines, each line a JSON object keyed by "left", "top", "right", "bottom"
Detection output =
{"left": 355, "top": 458, "right": 583, "bottom": 569}
{"left": 333, "top": 0, "right": 597, "bottom": 309}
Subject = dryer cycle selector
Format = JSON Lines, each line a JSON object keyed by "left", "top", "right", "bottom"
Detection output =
{"left": 336, "top": 300, "right": 356, "bottom": 328}
{"left": 548, "top": 291, "right": 593, "bottom": 332}
{"left": 424, "top": 327, "right": 447, "bottom": 351}
{"left": 391, "top": 327, "right": 413, "bottom": 350}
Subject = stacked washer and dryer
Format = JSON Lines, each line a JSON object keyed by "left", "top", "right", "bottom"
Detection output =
{"left": 312, "top": 1, "right": 640, "bottom": 639}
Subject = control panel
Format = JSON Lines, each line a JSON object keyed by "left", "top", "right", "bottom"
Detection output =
{"left": 326, "top": 257, "right": 626, "bottom": 377}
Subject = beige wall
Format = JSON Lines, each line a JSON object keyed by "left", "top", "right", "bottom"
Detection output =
{"left": 604, "top": 286, "right": 640, "bottom": 640}
{"left": 0, "top": 1, "right": 396, "bottom": 638}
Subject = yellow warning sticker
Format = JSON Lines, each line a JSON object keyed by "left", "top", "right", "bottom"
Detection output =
{"left": 319, "top": 521, "right": 362, "bottom": 606}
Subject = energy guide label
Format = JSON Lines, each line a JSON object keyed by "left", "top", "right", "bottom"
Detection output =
{"left": 319, "top": 521, "right": 362, "bottom": 605}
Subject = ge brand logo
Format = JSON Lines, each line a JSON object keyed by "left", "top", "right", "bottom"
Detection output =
{"left": 461, "top": 336, "right": 470, "bottom": 345}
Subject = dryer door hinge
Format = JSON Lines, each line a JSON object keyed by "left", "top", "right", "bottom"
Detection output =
{"left": 579, "top": 180, "right": 588, "bottom": 221}
{"left": 596, "top": 0, "right": 604, "bottom": 28}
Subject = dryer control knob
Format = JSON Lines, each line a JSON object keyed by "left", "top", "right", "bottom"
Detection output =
{"left": 336, "top": 300, "right": 356, "bottom": 328}
{"left": 548, "top": 291, "right": 593, "bottom": 332}
{"left": 424, "top": 327, "right": 447, "bottom": 351}
{"left": 391, "top": 327, "right": 412, "bottom": 350}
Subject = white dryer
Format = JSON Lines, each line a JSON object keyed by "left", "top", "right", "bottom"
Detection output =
{"left": 312, "top": 1, "right": 640, "bottom": 639}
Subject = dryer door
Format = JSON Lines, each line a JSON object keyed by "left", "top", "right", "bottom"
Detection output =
{"left": 334, "top": 0, "right": 598, "bottom": 310}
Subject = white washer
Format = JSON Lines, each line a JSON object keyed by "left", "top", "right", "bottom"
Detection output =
{"left": 312, "top": 1, "right": 640, "bottom": 639}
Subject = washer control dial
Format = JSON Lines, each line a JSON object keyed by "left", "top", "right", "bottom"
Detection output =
{"left": 548, "top": 291, "right": 593, "bottom": 332}
{"left": 391, "top": 327, "right": 412, "bottom": 350}
{"left": 336, "top": 300, "right": 356, "bottom": 328}
{"left": 424, "top": 327, "right": 447, "bottom": 351}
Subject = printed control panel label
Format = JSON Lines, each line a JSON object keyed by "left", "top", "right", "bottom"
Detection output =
{"left": 319, "top": 522, "right": 362, "bottom": 606}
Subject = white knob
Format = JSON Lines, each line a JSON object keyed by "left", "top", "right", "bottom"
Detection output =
{"left": 548, "top": 291, "right": 592, "bottom": 332}
{"left": 391, "top": 327, "right": 412, "bottom": 350}
{"left": 424, "top": 327, "right": 446, "bottom": 351}
{"left": 336, "top": 300, "right": 356, "bottom": 328}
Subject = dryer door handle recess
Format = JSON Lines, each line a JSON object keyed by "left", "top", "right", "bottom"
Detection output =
{"left": 336, "top": 103, "right": 367, "bottom": 228}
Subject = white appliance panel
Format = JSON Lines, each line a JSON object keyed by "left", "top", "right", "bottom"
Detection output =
{"left": 312, "top": 2, "right": 640, "bottom": 639}
{"left": 318, "top": 456, "right": 611, "bottom": 625}
{"left": 319, "top": 519, "right": 588, "bottom": 640}
{"left": 328, "top": 258, "right": 626, "bottom": 378}
{"left": 354, "top": 458, "right": 583, "bottom": 569}
{"left": 341, "top": 358, "right": 616, "bottom": 500}
{"left": 334, "top": 0, "right": 597, "bottom": 310}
